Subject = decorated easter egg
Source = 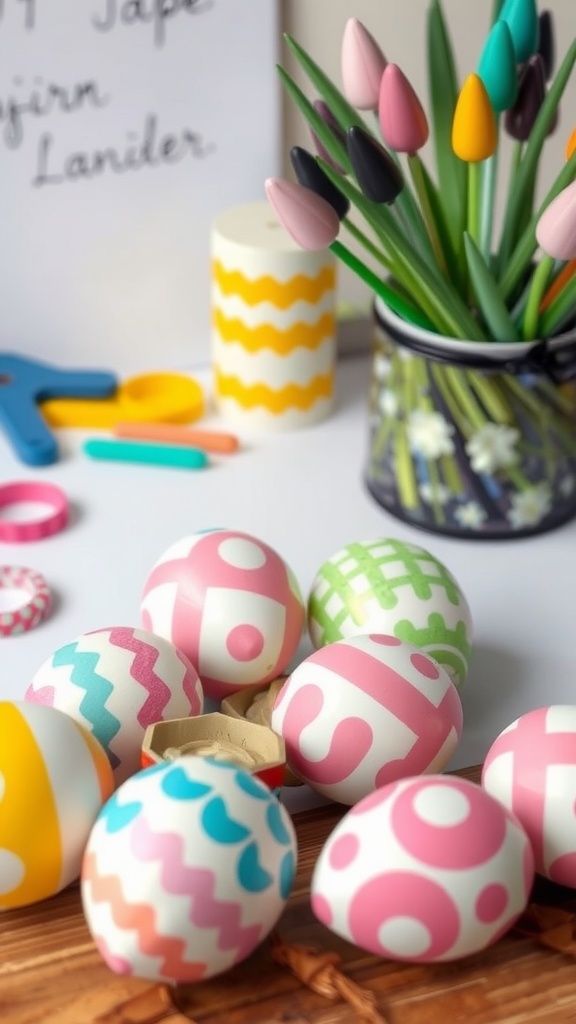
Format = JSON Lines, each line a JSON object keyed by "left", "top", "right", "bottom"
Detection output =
{"left": 24, "top": 626, "right": 203, "bottom": 785}
{"left": 307, "top": 537, "right": 473, "bottom": 687}
{"left": 0, "top": 700, "right": 113, "bottom": 909}
{"left": 482, "top": 705, "right": 576, "bottom": 887}
{"left": 81, "top": 755, "right": 297, "bottom": 982}
{"left": 271, "top": 634, "right": 463, "bottom": 805}
{"left": 312, "top": 774, "right": 534, "bottom": 962}
{"left": 140, "top": 529, "right": 305, "bottom": 700}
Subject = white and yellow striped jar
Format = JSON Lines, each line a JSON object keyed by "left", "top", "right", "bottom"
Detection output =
{"left": 211, "top": 201, "right": 337, "bottom": 430}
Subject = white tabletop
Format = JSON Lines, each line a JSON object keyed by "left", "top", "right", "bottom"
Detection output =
{"left": 1, "top": 354, "right": 574, "bottom": 800}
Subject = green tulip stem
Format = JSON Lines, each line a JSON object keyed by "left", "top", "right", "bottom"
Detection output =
{"left": 522, "top": 254, "right": 555, "bottom": 340}
{"left": 407, "top": 153, "right": 448, "bottom": 274}
{"left": 329, "top": 239, "right": 435, "bottom": 330}
{"left": 480, "top": 122, "right": 500, "bottom": 261}
{"left": 467, "top": 161, "right": 482, "bottom": 248}
{"left": 342, "top": 217, "right": 394, "bottom": 272}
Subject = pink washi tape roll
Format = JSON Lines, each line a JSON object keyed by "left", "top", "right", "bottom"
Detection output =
{"left": 0, "top": 565, "right": 52, "bottom": 636}
{"left": 0, "top": 481, "right": 69, "bottom": 542}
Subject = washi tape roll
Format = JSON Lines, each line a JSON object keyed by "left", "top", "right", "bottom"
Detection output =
{"left": 211, "top": 200, "right": 337, "bottom": 430}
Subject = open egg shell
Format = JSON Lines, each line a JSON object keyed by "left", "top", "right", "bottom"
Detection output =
{"left": 81, "top": 756, "right": 297, "bottom": 983}
{"left": 307, "top": 537, "right": 473, "bottom": 688}
{"left": 0, "top": 700, "right": 113, "bottom": 909}
{"left": 482, "top": 705, "right": 576, "bottom": 887}
{"left": 271, "top": 633, "right": 463, "bottom": 805}
{"left": 311, "top": 774, "right": 534, "bottom": 962}
{"left": 24, "top": 626, "right": 203, "bottom": 786}
{"left": 140, "top": 528, "right": 305, "bottom": 700}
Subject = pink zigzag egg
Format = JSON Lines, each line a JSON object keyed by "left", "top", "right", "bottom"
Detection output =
{"left": 535, "top": 180, "right": 576, "bottom": 260}
{"left": 24, "top": 626, "right": 203, "bottom": 785}
{"left": 265, "top": 177, "right": 339, "bottom": 251}
{"left": 81, "top": 757, "right": 297, "bottom": 983}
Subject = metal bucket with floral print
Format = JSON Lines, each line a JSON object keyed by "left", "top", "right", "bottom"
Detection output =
{"left": 367, "top": 297, "right": 576, "bottom": 539}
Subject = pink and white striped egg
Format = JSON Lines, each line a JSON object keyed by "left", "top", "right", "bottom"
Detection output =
{"left": 482, "top": 705, "right": 576, "bottom": 887}
{"left": 81, "top": 755, "right": 297, "bottom": 983}
{"left": 140, "top": 529, "right": 305, "bottom": 700}
{"left": 271, "top": 634, "right": 463, "bottom": 805}
{"left": 312, "top": 774, "right": 534, "bottom": 962}
{"left": 24, "top": 626, "right": 203, "bottom": 786}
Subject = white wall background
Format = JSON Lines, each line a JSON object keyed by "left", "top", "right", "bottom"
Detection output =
{"left": 281, "top": 0, "right": 576, "bottom": 315}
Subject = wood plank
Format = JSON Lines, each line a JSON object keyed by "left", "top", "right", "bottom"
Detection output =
{"left": 2, "top": 766, "right": 576, "bottom": 1024}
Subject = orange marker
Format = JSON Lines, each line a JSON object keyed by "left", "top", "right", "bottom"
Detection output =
{"left": 112, "top": 421, "right": 239, "bottom": 453}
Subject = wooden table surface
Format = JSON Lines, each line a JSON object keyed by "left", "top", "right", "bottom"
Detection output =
{"left": 3, "top": 766, "right": 576, "bottom": 1024}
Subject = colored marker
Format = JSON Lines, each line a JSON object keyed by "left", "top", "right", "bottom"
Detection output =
{"left": 83, "top": 438, "right": 209, "bottom": 468}
{"left": 113, "top": 422, "right": 239, "bottom": 453}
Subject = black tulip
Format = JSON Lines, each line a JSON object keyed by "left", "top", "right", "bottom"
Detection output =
{"left": 537, "top": 10, "right": 555, "bottom": 81}
{"left": 290, "top": 146, "right": 350, "bottom": 221}
{"left": 346, "top": 125, "right": 404, "bottom": 205}
{"left": 505, "top": 54, "right": 546, "bottom": 142}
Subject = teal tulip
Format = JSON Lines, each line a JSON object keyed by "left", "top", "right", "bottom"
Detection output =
{"left": 499, "top": 0, "right": 539, "bottom": 63}
{"left": 478, "top": 20, "right": 518, "bottom": 112}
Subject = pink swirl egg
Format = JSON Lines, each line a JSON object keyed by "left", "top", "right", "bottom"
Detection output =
{"left": 271, "top": 634, "right": 463, "bottom": 805}
{"left": 312, "top": 774, "right": 534, "bottom": 962}
{"left": 482, "top": 705, "right": 576, "bottom": 887}
{"left": 140, "top": 529, "right": 305, "bottom": 700}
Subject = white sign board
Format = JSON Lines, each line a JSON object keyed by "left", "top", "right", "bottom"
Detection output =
{"left": 0, "top": 0, "right": 280, "bottom": 374}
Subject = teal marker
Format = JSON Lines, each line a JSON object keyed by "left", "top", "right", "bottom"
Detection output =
{"left": 83, "top": 438, "right": 209, "bottom": 469}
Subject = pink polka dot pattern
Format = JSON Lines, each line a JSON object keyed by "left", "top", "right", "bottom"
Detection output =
{"left": 482, "top": 705, "right": 576, "bottom": 885}
{"left": 311, "top": 774, "right": 534, "bottom": 963}
{"left": 271, "top": 634, "right": 463, "bottom": 806}
{"left": 140, "top": 529, "right": 305, "bottom": 700}
{"left": 390, "top": 778, "right": 506, "bottom": 869}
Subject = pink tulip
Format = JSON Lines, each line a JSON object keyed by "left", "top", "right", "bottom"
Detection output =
{"left": 264, "top": 178, "right": 340, "bottom": 251}
{"left": 535, "top": 180, "right": 576, "bottom": 260}
{"left": 379, "top": 64, "right": 429, "bottom": 154}
{"left": 341, "top": 18, "right": 387, "bottom": 111}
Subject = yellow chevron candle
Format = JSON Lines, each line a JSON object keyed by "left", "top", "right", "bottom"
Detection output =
{"left": 211, "top": 201, "right": 337, "bottom": 430}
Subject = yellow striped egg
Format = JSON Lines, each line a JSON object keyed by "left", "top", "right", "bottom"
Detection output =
{"left": 0, "top": 700, "right": 114, "bottom": 909}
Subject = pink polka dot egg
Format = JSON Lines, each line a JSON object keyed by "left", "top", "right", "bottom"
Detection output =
{"left": 140, "top": 529, "right": 305, "bottom": 700}
{"left": 24, "top": 626, "right": 203, "bottom": 785}
{"left": 482, "top": 705, "right": 576, "bottom": 887}
{"left": 311, "top": 774, "right": 534, "bottom": 963}
{"left": 271, "top": 633, "right": 463, "bottom": 806}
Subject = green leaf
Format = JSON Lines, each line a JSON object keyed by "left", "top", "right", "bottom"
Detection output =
{"left": 426, "top": 0, "right": 467, "bottom": 250}
{"left": 283, "top": 33, "right": 368, "bottom": 134}
{"left": 418, "top": 156, "right": 465, "bottom": 288}
{"left": 496, "top": 38, "right": 576, "bottom": 269}
{"left": 500, "top": 148, "right": 576, "bottom": 301}
{"left": 539, "top": 274, "right": 576, "bottom": 337}
{"left": 276, "top": 66, "right": 352, "bottom": 174}
{"left": 464, "top": 232, "right": 521, "bottom": 340}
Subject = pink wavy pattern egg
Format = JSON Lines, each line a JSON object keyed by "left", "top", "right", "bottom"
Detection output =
{"left": 482, "top": 704, "right": 576, "bottom": 887}
{"left": 140, "top": 529, "right": 305, "bottom": 700}
{"left": 271, "top": 634, "right": 463, "bottom": 805}
{"left": 311, "top": 774, "right": 534, "bottom": 962}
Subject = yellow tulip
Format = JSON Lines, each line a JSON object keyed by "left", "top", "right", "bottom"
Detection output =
{"left": 452, "top": 73, "right": 498, "bottom": 163}
{"left": 566, "top": 128, "right": 576, "bottom": 161}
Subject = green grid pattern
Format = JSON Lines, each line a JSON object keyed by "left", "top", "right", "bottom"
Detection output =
{"left": 308, "top": 539, "right": 462, "bottom": 645}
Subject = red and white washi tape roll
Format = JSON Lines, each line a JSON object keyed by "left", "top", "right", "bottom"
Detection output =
{"left": 0, "top": 566, "right": 52, "bottom": 637}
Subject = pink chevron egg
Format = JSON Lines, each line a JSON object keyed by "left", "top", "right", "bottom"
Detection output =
{"left": 81, "top": 756, "right": 297, "bottom": 983}
{"left": 140, "top": 529, "right": 305, "bottom": 700}
{"left": 24, "top": 626, "right": 203, "bottom": 786}
{"left": 0, "top": 700, "right": 113, "bottom": 909}
{"left": 311, "top": 775, "right": 533, "bottom": 962}
{"left": 271, "top": 634, "right": 463, "bottom": 806}
{"left": 482, "top": 705, "right": 576, "bottom": 887}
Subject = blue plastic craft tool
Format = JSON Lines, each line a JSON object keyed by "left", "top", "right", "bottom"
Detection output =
{"left": 0, "top": 353, "right": 117, "bottom": 466}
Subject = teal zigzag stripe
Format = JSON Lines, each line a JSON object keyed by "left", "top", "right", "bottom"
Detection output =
{"left": 52, "top": 642, "right": 120, "bottom": 768}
